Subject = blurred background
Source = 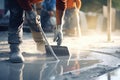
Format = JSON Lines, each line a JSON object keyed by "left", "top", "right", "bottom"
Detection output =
{"left": 0, "top": 0, "right": 120, "bottom": 34}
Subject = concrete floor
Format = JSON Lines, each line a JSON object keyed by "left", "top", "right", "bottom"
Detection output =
{"left": 0, "top": 31, "right": 120, "bottom": 80}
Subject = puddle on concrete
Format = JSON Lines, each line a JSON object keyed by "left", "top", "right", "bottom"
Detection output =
{"left": 0, "top": 59, "right": 100, "bottom": 80}
{"left": 95, "top": 68, "right": 120, "bottom": 80}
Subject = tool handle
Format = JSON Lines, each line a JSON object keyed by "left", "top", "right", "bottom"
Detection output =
{"left": 37, "top": 23, "right": 59, "bottom": 61}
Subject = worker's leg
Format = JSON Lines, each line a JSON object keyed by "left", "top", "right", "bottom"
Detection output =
{"left": 31, "top": 30, "right": 46, "bottom": 54}
{"left": 26, "top": 10, "right": 46, "bottom": 54}
{"left": 8, "top": 0, "right": 24, "bottom": 63}
{"left": 65, "top": 8, "right": 81, "bottom": 36}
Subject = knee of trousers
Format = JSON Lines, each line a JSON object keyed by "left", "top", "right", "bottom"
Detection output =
{"left": 8, "top": 29, "right": 23, "bottom": 44}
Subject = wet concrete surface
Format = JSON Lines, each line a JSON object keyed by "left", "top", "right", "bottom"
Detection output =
{"left": 0, "top": 31, "right": 120, "bottom": 80}
{"left": 94, "top": 68, "right": 120, "bottom": 80}
{"left": 0, "top": 58, "right": 100, "bottom": 80}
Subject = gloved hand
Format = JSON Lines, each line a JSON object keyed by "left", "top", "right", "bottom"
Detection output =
{"left": 26, "top": 10, "right": 37, "bottom": 24}
{"left": 53, "top": 25, "right": 63, "bottom": 46}
{"left": 26, "top": 10, "right": 40, "bottom": 31}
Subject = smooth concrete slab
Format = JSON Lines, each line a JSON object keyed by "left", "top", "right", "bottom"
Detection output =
{"left": 0, "top": 54, "right": 100, "bottom": 80}
{"left": 94, "top": 68, "right": 120, "bottom": 80}
{"left": 0, "top": 31, "right": 120, "bottom": 80}
{"left": 0, "top": 51, "right": 120, "bottom": 80}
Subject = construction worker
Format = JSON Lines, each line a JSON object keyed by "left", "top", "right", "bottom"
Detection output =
{"left": 8, "top": 0, "right": 44, "bottom": 63}
{"left": 64, "top": 0, "right": 81, "bottom": 36}
{"left": 54, "top": 0, "right": 67, "bottom": 45}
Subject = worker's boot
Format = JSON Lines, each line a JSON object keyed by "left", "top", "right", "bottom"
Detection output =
{"left": 31, "top": 31, "right": 46, "bottom": 54}
{"left": 9, "top": 44, "right": 24, "bottom": 63}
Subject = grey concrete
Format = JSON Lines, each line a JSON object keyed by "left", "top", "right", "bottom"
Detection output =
{"left": 0, "top": 31, "right": 120, "bottom": 80}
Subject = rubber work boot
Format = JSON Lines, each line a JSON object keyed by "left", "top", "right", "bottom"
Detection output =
{"left": 9, "top": 44, "right": 24, "bottom": 63}
{"left": 31, "top": 31, "right": 46, "bottom": 54}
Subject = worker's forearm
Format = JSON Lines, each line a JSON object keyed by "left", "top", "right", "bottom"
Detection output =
{"left": 56, "top": 0, "right": 66, "bottom": 25}
{"left": 56, "top": 9, "right": 65, "bottom": 25}
{"left": 76, "top": 0, "right": 81, "bottom": 9}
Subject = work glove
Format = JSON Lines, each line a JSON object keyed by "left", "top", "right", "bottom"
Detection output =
{"left": 26, "top": 10, "right": 37, "bottom": 24}
{"left": 26, "top": 10, "right": 40, "bottom": 31}
{"left": 53, "top": 25, "right": 63, "bottom": 46}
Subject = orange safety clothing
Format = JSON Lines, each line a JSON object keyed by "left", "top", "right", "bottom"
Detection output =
{"left": 67, "top": 0, "right": 81, "bottom": 9}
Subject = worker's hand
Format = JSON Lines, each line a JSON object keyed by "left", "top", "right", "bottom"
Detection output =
{"left": 26, "top": 10, "right": 40, "bottom": 31}
{"left": 26, "top": 10, "right": 37, "bottom": 24}
{"left": 53, "top": 25, "right": 63, "bottom": 46}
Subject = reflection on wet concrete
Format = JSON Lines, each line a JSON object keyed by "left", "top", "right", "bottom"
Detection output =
{"left": 95, "top": 68, "right": 120, "bottom": 80}
{"left": 0, "top": 57, "right": 100, "bottom": 80}
{"left": 0, "top": 62, "right": 24, "bottom": 80}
